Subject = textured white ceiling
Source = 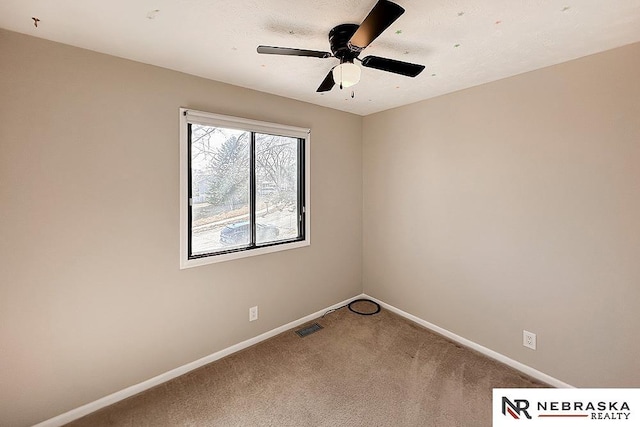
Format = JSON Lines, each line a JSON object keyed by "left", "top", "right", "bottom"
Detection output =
{"left": 1, "top": 0, "right": 639, "bottom": 115}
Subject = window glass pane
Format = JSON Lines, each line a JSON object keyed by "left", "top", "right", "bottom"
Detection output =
{"left": 255, "top": 133, "right": 299, "bottom": 245}
{"left": 190, "top": 125, "right": 250, "bottom": 255}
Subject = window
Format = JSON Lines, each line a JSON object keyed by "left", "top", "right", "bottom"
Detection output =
{"left": 180, "top": 109, "right": 310, "bottom": 268}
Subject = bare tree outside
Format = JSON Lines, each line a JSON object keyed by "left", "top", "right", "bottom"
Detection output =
{"left": 189, "top": 125, "right": 300, "bottom": 255}
{"left": 255, "top": 133, "right": 299, "bottom": 244}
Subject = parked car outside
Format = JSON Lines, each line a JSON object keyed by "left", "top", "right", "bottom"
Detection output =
{"left": 220, "top": 221, "right": 279, "bottom": 245}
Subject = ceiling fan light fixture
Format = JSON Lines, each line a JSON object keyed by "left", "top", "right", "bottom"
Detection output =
{"left": 333, "top": 62, "right": 361, "bottom": 88}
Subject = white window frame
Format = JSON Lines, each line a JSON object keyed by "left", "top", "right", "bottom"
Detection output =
{"left": 179, "top": 108, "right": 310, "bottom": 269}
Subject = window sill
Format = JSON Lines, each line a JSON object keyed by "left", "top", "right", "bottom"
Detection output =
{"left": 180, "top": 239, "right": 310, "bottom": 269}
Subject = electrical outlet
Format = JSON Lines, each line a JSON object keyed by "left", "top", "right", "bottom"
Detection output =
{"left": 523, "top": 330, "right": 536, "bottom": 350}
{"left": 249, "top": 306, "right": 258, "bottom": 322}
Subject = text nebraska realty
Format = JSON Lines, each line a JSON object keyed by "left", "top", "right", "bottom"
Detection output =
{"left": 504, "top": 397, "right": 631, "bottom": 420}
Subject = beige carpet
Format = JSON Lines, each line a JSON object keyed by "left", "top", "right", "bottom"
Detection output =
{"left": 67, "top": 303, "right": 546, "bottom": 426}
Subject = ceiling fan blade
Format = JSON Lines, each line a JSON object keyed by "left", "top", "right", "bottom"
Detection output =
{"left": 257, "top": 46, "right": 332, "bottom": 58}
{"left": 316, "top": 68, "right": 336, "bottom": 92}
{"left": 348, "top": 0, "right": 405, "bottom": 52}
{"left": 361, "top": 56, "right": 425, "bottom": 77}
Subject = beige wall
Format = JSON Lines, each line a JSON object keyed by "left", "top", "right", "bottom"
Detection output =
{"left": 363, "top": 42, "right": 640, "bottom": 388}
{"left": 0, "top": 29, "right": 362, "bottom": 426}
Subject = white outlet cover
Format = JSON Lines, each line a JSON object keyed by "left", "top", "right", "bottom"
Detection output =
{"left": 523, "top": 330, "right": 537, "bottom": 350}
{"left": 249, "top": 306, "right": 258, "bottom": 322}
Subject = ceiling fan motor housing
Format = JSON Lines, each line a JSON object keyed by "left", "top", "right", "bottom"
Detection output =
{"left": 329, "top": 24, "right": 360, "bottom": 63}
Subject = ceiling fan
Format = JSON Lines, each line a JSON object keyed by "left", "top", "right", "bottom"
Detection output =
{"left": 257, "top": 0, "right": 425, "bottom": 92}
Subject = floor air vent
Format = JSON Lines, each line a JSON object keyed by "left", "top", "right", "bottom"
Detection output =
{"left": 295, "top": 322, "right": 323, "bottom": 337}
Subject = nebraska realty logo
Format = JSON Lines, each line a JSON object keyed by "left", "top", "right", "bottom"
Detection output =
{"left": 493, "top": 389, "right": 640, "bottom": 426}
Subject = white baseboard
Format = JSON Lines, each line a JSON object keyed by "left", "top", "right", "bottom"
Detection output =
{"left": 33, "top": 294, "right": 365, "bottom": 427}
{"left": 363, "top": 294, "right": 574, "bottom": 389}
{"left": 35, "top": 292, "right": 571, "bottom": 426}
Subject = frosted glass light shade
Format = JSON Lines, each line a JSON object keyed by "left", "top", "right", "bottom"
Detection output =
{"left": 332, "top": 62, "right": 361, "bottom": 88}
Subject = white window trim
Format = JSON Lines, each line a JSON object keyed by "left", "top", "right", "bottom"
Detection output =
{"left": 179, "top": 108, "right": 311, "bottom": 269}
